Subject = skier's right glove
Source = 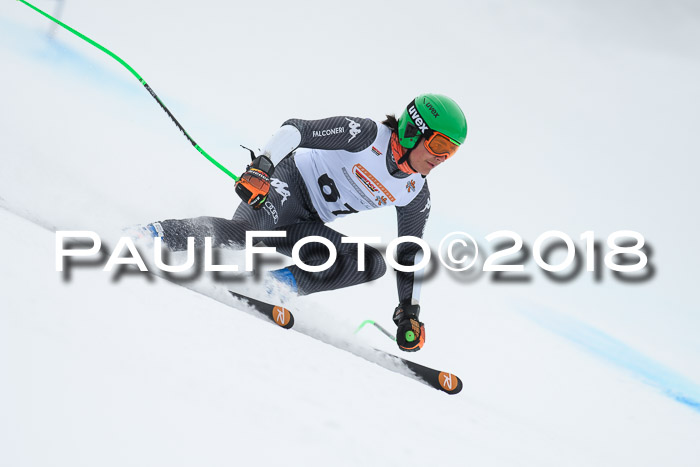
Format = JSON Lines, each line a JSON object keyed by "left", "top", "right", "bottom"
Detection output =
{"left": 393, "top": 301, "right": 425, "bottom": 352}
{"left": 235, "top": 155, "right": 275, "bottom": 210}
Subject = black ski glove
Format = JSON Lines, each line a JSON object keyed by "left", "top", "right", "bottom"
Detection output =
{"left": 393, "top": 301, "right": 425, "bottom": 352}
{"left": 235, "top": 154, "right": 275, "bottom": 210}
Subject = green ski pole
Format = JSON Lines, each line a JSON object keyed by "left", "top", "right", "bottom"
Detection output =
{"left": 354, "top": 320, "right": 396, "bottom": 341}
{"left": 17, "top": 0, "right": 239, "bottom": 182}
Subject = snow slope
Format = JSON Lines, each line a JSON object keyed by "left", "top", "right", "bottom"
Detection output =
{"left": 2, "top": 1, "right": 700, "bottom": 465}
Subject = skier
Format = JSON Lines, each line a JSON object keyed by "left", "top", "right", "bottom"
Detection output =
{"left": 147, "top": 93, "right": 467, "bottom": 352}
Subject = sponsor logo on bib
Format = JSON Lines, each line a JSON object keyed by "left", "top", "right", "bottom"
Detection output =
{"left": 352, "top": 164, "right": 395, "bottom": 202}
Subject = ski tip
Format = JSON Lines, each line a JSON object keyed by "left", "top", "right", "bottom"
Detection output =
{"left": 438, "top": 371, "right": 463, "bottom": 395}
{"left": 228, "top": 290, "right": 294, "bottom": 330}
{"left": 272, "top": 305, "right": 294, "bottom": 329}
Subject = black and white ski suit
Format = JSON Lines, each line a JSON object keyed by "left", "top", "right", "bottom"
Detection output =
{"left": 158, "top": 116, "right": 431, "bottom": 303}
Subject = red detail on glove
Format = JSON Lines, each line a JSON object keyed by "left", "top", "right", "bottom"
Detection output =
{"left": 235, "top": 168, "right": 271, "bottom": 209}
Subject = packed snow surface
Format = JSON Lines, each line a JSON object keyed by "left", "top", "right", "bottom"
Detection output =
{"left": 2, "top": 1, "right": 700, "bottom": 465}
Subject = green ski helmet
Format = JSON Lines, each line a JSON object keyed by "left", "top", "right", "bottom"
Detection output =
{"left": 397, "top": 93, "right": 468, "bottom": 151}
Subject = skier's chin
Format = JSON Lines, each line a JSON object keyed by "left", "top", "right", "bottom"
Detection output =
{"left": 420, "top": 163, "right": 434, "bottom": 176}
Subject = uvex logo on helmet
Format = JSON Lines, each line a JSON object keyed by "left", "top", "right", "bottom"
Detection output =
{"left": 408, "top": 104, "right": 429, "bottom": 133}
{"left": 423, "top": 97, "right": 440, "bottom": 118}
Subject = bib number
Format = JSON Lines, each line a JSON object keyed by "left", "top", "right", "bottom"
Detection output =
{"left": 317, "top": 173, "right": 357, "bottom": 217}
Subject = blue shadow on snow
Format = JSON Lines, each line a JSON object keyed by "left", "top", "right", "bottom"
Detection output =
{"left": 1, "top": 14, "right": 144, "bottom": 97}
{"left": 520, "top": 306, "right": 700, "bottom": 413}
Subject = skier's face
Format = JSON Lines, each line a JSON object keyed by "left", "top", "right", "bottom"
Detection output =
{"left": 409, "top": 138, "right": 448, "bottom": 175}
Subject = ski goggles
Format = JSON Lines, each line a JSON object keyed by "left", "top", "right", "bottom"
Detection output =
{"left": 423, "top": 130, "right": 461, "bottom": 158}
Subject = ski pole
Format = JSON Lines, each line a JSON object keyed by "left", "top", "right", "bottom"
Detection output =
{"left": 17, "top": 0, "right": 239, "bottom": 182}
{"left": 354, "top": 320, "right": 396, "bottom": 341}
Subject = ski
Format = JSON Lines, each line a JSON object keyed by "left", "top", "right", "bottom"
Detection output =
{"left": 374, "top": 349, "right": 463, "bottom": 395}
{"left": 229, "top": 290, "right": 294, "bottom": 329}
{"left": 228, "top": 290, "right": 462, "bottom": 395}
{"left": 3, "top": 204, "right": 460, "bottom": 395}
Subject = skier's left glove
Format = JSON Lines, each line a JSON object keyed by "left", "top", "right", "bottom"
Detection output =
{"left": 393, "top": 301, "right": 425, "bottom": 352}
{"left": 235, "top": 155, "right": 275, "bottom": 210}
